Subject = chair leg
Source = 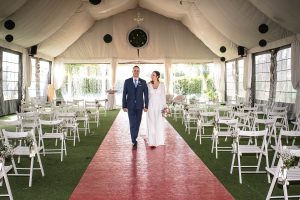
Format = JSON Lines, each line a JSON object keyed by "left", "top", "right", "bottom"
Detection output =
{"left": 36, "top": 152, "right": 45, "bottom": 176}
{"left": 64, "top": 139, "right": 67, "bottom": 156}
{"left": 215, "top": 137, "right": 218, "bottom": 159}
{"left": 29, "top": 157, "right": 34, "bottom": 187}
{"left": 266, "top": 173, "right": 277, "bottom": 200}
{"left": 256, "top": 153, "right": 263, "bottom": 172}
{"left": 61, "top": 139, "right": 63, "bottom": 162}
{"left": 2, "top": 167, "right": 13, "bottom": 200}
{"left": 211, "top": 136, "right": 215, "bottom": 153}
{"left": 238, "top": 153, "right": 242, "bottom": 184}
{"left": 283, "top": 184, "right": 288, "bottom": 200}
{"left": 11, "top": 158, "right": 18, "bottom": 174}
{"left": 230, "top": 153, "right": 235, "bottom": 174}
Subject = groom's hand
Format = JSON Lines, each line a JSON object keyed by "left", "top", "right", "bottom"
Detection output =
{"left": 123, "top": 108, "right": 128, "bottom": 112}
{"left": 144, "top": 108, "right": 148, "bottom": 112}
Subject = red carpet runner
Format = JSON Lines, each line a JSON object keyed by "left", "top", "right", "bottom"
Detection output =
{"left": 70, "top": 111, "right": 234, "bottom": 200}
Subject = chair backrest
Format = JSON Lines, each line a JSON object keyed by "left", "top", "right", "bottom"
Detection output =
{"left": 2, "top": 129, "right": 37, "bottom": 150}
{"left": 268, "top": 111, "right": 287, "bottom": 118}
{"left": 272, "top": 106, "right": 287, "bottom": 112}
{"left": 199, "top": 112, "right": 216, "bottom": 124}
{"left": 277, "top": 129, "right": 300, "bottom": 148}
{"left": 39, "top": 119, "right": 63, "bottom": 126}
{"left": 238, "top": 129, "right": 268, "bottom": 137}
{"left": 254, "top": 103, "right": 267, "bottom": 112}
{"left": 17, "top": 111, "right": 39, "bottom": 119}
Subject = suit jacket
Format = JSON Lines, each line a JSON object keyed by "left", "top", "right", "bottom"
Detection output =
{"left": 122, "top": 78, "right": 149, "bottom": 110}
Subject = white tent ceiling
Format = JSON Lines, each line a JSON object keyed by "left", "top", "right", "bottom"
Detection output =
{"left": 0, "top": 0, "right": 300, "bottom": 61}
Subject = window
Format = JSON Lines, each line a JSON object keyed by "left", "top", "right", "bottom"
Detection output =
{"left": 2, "top": 51, "right": 20, "bottom": 100}
{"left": 237, "top": 59, "right": 246, "bottom": 99}
{"left": 39, "top": 60, "right": 50, "bottom": 98}
{"left": 28, "top": 58, "right": 37, "bottom": 97}
{"left": 226, "top": 61, "right": 236, "bottom": 102}
{"left": 255, "top": 53, "right": 271, "bottom": 101}
{"left": 61, "top": 64, "right": 110, "bottom": 101}
{"left": 276, "top": 47, "right": 296, "bottom": 103}
{"left": 172, "top": 63, "right": 217, "bottom": 102}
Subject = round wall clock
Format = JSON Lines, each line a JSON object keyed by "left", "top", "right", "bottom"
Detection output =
{"left": 128, "top": 27, "right": 148, "bottom": 48}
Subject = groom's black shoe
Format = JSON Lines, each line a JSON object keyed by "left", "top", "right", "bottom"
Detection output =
{"left": 132, "top": 142, "right": 138, "bottom": 149}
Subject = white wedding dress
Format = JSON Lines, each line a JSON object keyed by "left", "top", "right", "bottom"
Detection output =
{"left": 146, "top": 82, "right": 166, "bottom": 146}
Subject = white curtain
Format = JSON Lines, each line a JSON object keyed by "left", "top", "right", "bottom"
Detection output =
{"left": 53, "top": 59, "right": 65, "bottom": 90}
{"left": 164, "top": 58, "right": 172, "bottom": 94}
{"left": 243, "top": 54, "right": 252, "bottom": 104}
{"left": 291, "top": 36, "right": 300, "bottom": 115}
{"left": 111, "top": 57, "right": 118, "bottom": 89}
{"left": 212, "top": 59, "right": 225, "bottom": 102}
{"left": 22, "top": 51, "right": 32, "bottom": 102}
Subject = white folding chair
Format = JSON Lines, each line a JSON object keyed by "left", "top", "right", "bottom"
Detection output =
{"left": 268, "top": 111, "right": 289, "bottom": 131}
{"left": 216, "top": 106, "right": 233, "bottom": 121}
{"left": 195, "top": 111, "right": 216, "bottom": 144}
{"left": 230, "top": 129, "right": 269, "bottom": 184}
{"left": 55, "top": 112, "right": 80, "bottom": 146}
{"left": 266, "top": 149, "right": 300, "bottom": 200}
{"left": 271, "top": 129, "right": 300, "bottom": 167}
{"left": 17, "top": 111, "right": 40, "bottom": 136}
{"left": 2, "top": 129, "right": 45, "bottom": 187}
{"left": 252, "top": 118, "right": 277, "bottom": 147}
{"left": 38, "top": 119, "right": 67, "bottom": 162}
{"left": 0, "top": 162, "right": 13, "bottom": 200}
{"left": 186, "top": 108, "right": 199, "bottom": 135}
{"left": 73, "top": 107, "right": 90, "bottom": 136}
{"left": 233, "top": 111, "right": 251, "bottom": 130}
{"left": 211, "top": 119, "right": 237, "bottom": 159}
{"left": 85, "top": 101, "right": 100, "bottom": 127}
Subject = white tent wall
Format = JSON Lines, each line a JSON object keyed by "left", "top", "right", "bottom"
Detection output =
{"left": 57, "top": 8, "right": 217, "bottom": 61}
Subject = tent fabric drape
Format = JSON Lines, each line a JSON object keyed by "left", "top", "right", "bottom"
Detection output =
{"left": 111, "top": 58, "right": 118, "bottom": 89}
{"left": 291, "top": 36, "right": 300, "bottom": 116}
{"left": 57, "top": 8, "right": 217, "bottom": 63}
{"left": 164, "top": 58, "right": 172, "bottom": 94}
{"left": 212, "top": 59, "right": 225, "bottom": 102}
{"left": 53, "top": 59, "right": 65, "bottom": 91}
{"left": 243, "top": 54, "right": 252, "bottom": 105}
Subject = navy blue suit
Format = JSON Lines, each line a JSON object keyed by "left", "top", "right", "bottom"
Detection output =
{"left": 122, "top": 77, "right": 149, "bottom": 144}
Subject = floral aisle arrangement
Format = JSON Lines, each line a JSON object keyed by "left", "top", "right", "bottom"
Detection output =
{"left": 25, "top": 134, "right": 35, "bottom": 157}
{"left": 278, "top": 149, "right": 297, "bottom": 184}
{"left": 0, "top": 143, "right": 14, "bottom": 162}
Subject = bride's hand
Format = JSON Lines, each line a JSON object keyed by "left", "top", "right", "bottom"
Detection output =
{"left": 144, "top": 108, "right": 148, "bottom": 112}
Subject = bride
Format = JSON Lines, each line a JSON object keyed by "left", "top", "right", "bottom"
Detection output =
{"left": 146, "top": 71, "right": 166, "bottom": 147}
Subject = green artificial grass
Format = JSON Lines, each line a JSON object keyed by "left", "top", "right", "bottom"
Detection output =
{"left": 167, "top": 117, "right": 300, "bottom": 200}
{"left": 0, "top": 109, "right": 119, "bottom": 200}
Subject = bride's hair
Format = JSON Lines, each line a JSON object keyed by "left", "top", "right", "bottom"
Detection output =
{"left": 150, "top": 71, "right": 160, "bottom": 84}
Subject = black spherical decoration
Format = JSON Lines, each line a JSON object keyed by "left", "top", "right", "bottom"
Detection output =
{"left": 5, "top": 34, "right": 13, "bottom": 42}
{"left": 220, "top": 46, "right": 226, "bottom": 53}
{"left": 220, "top": 57, "right": 226, "bottom": 62}
{"left": 89, "top": 0, "right": 101, "bottom": 5}
{"left": 103, "top": 34, "right": 112, "bottom": 43}
{"left": 4, "top": 19, "right": 15, "bottom": 30}
{"left": 259, "top": 39, "right": 267, "bottom": 47}
{"left": 128, "top": 28, "right": 148, "bottom": 48}
{"left": 258, "top": 24, "right": 268, "bottom": 34}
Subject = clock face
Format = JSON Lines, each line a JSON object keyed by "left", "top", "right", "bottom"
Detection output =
{"left": 128, "top": 28, "right": 148, "bottom": 48}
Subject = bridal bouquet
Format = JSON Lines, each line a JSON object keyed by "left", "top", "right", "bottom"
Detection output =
{"left": 162, "top": 107, "right": 171, "bottom": 117}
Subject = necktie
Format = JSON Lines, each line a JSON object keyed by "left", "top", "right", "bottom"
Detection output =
{"left": 134, "top": 79, "right": 138, "bottom": 88}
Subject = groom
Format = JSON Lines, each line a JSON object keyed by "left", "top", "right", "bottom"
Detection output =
{"left": 122, "top": 65, "right": 148, "bottom": 148}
